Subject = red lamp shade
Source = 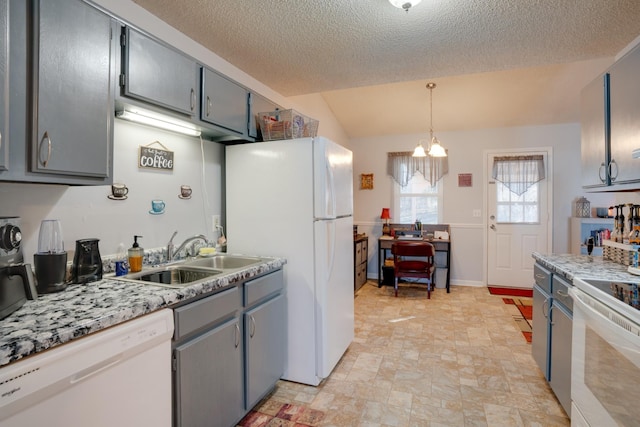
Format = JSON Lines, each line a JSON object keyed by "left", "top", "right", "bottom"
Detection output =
{"left": 380, "top": 208, "right": 391, "bottom": 220}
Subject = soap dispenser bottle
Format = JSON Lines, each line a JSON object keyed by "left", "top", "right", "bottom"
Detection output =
{"left": 128, "top": 235, "right": 144, "bottom": 273}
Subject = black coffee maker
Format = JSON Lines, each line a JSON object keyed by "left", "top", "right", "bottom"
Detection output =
{"left": 71, "top": 238, "right": 103, "bottom": 284}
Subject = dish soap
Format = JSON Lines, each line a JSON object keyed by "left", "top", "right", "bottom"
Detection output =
{"left": 128, "top": 235, "right": 143, "bottom": 273}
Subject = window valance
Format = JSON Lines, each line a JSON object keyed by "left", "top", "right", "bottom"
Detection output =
{"left": 492, "top": 154, "right": 545, "bottom": 196}
{"left": 387, "top": 151, "right": 448, "bottom": 188}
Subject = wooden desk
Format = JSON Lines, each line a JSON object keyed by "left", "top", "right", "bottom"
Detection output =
{"left": 378, "top": 237, "right": 451, "bottom": 293}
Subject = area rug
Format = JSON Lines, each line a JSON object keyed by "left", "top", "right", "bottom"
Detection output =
{"left": 488, "top": 286, "right": 533, "bottom": 298}
{"left": 503, "top": 297, "right": 533, "bottom": 343}
{"left": 237, "top": 401, "right": 325, "bottom": 427}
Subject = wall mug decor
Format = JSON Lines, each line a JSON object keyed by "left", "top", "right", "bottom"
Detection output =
{"left": 109, "top": 183, "right": 129, "bottom": 200}
{"left": 179, "top": 185, "right": 192, "bottom": 199}
{"left": 150, "top": 200, "right": 166, "bottom": 215}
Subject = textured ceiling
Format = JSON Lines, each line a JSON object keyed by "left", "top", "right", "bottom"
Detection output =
{"left": 131, "top": 0, "right": 640, "bottom": 137}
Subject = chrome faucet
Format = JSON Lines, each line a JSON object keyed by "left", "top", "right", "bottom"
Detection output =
{"left": 167, "top": 232, "right": 208, "bottom": 261}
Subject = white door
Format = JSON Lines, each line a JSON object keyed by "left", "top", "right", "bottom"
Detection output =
{"left": 486, "top": 150, "right": 552, "bottom": 288}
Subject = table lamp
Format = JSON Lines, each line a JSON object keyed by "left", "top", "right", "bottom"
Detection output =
{"left": 380, "top": 208, "right": 391, "bottom": 235}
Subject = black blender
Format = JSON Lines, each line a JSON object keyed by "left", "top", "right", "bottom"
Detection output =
{"left": 33, "top": 219, "right": 68, "bottom": 293}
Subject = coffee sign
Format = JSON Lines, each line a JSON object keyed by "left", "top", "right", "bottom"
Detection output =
{"left": 139, "top": 144, "right": 174, "bottom": 170}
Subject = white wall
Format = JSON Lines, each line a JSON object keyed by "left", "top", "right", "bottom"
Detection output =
{"left": 0, "top": 120, "right": 224, "bottom": 263}
{"left": 350, "top": 123, "right": 640, "bottom": 285}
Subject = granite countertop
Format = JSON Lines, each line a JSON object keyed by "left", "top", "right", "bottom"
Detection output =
{"left": 532, "top": 252, "right": 640, "bottom": 283}
{"left": 0, "top": 256, "right": 286, "bottom": 368}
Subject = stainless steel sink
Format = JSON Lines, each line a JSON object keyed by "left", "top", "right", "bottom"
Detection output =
{"left": 183, "top": 255, "right": 264, "bottom": 270}
{"left": 119, "top": 265, "right": 223, "bottom": 288}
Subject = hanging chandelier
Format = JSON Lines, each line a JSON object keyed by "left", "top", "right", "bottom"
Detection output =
{"left": 413, "top": 82, "right": 447, "bottom": 158}
{"left": 388, "top": 0, "right": 422, "bottom": 12}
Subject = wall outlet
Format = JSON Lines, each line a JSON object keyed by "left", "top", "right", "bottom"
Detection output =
{"left": 473, "top": 209, "right": 482, "bottom": 218}
{"left": 212, "top": 215, "right": 220, "bottom": 231}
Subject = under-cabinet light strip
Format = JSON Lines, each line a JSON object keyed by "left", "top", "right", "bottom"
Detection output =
{"left": 116, "top": 109, "right": 202, "bottom": 137}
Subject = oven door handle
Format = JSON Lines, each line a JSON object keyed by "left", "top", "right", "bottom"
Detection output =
{"left": 569, "top": 287, "right": 640, "bottom": 339}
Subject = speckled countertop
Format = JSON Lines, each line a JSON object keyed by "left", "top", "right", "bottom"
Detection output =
{"left": 532, "top": 252, "right": 640, "bottom": 283}
{"left": 0, "top": 256, "right": 286, "bottom": 368}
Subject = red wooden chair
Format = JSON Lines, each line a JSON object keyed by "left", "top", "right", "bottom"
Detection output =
{"left": 391, "top": 241, "right": 436, "bottom": 298}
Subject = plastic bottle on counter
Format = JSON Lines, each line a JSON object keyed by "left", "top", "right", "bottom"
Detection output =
{"left": 115, "top": 243, "right": 128, "bottom": 276}
{"left": 128, "top": 235, "right": 143, "bottom": 273}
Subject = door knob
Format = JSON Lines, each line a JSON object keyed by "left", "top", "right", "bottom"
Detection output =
{"left": 490, "top": 224, "right": 496, "bottom": 230}
{"left": 490, "top": 215, "right": 495, "bottom": 220}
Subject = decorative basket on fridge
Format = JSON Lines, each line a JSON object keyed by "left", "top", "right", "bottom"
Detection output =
{"left": 258, "top": 109, "right": 319, "bottom": 141}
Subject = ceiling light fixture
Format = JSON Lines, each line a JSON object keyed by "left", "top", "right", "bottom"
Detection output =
{"left": 425, "top": 82, "right": 447, "bottom": 158}
{"left": 388, "top": 0, "right": 422, "bottom": 12}
{"left": 116, "top": 108, "right": 202, "bottom": 137}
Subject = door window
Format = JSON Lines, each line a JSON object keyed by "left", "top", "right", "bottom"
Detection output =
{"left": 496, "top": 182, "right": 540, "bottom": 224}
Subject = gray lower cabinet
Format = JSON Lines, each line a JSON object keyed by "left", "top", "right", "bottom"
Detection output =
{"left": 550, "top": 299, "right": 572, "bottom": 414}
{"left": 0, "top": 0, "right": 7, "bottom": 172}
{"left": 172, "top": 286, "right": 243, "bottom": 427}
{"left": 244, "top": 294, "right": 285, "bottom": 409}
{"left": 532, "top": 263, "right": 573, "bottom": 416}
{"left": 174, "top": 317, "right": 243, "bottom": 427}
{"left": 172, "top": 269, "right": 284, "bottom": 427}
{"left": 121, "top": 27, "right": 197, "bottom": 116}
{"left": 30, "top": 0, "right": 114, "bottom": 180}
{"left": 243, "top": 270, "right": 285, "bottom": 410}
{"left": 201, "top": 67, "right": 248, "bottom": 136}
{"left": 532, "top": 282, "right": 551, "bottom": 380}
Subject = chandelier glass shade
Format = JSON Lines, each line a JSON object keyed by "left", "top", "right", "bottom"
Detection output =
{"left": 388, "top": 0, "right": 422, "bottom": 12}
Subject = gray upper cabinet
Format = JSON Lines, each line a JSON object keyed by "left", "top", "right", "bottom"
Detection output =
{"left": 609, "top": 45, "right": 640, "bottom": 186}
{"left": 121, "top": 27, "right": 197, "bottom": 116}
{"left": 31, "top": 0, "right": 114, "bottom": 179}
{"left": 201, "top": 67, "right": 248, "bottom": 136}
{"left": 580, "top": 73, "right": 610, "bottom": 188}
{"left": 248, "top": 92, "right": 278, "bottom": 140}
{"left": 581, "top": 44, "right": 640, "bottom": 190}
{"left": 0, "top": 0, "right": 8, "bottom": 171}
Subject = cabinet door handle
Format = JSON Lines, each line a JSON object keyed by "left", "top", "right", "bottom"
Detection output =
{"left": 0, "top": 130, "right": 2, "bottom": 150}
{"left": 542, "top": 297, "right": 550, "bottom": 319}
{"left": 190, "top": 88, "right": 195, "bottom": 112}
{"left": 234, "top": 323, "right": 240, "bottom": 348}
{"left": 206, "top": 96, "right": 211, "bottom": 117}
{"left": 548, "top": 304, "right": 555, "bottom": 326}
{"left": 599, "top": 162, "right": 607, "bottom": 183}
{"left": 39, "top": 131, "right": 52, "bottom": 168}
{"left": 535, "top": 273, "right": 546, "bottom": 280}
{"left": 250, "top": 315, "right": 256, "bottom": 338}
{"left": 249, "top": 315, "right": 256, "bottom": 338}
{"left": 556, "top": 289, "right": 568, "bottom": 297}
{"left": 609, "top": 159, "right": 618, "bottom": 182}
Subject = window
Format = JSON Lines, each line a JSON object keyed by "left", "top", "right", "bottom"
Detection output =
{"left": 393, "top": 173, "right": 442, "bottom": 224}
{"left": 495, "top": 181, "right": 539, "bottom": 223}
{"left": 491, "top": 154, "right": 545, "bottom": 224}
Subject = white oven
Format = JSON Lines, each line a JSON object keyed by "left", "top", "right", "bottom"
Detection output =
{"left": 570, "top": 278, "right": 640, "bottom": 427}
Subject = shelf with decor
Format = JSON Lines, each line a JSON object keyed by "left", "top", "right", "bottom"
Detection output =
{"left": 570, "top": 217, "right": 614, "bottom": 256}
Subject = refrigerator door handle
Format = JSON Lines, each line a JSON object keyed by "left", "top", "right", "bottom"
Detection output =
{"left": 326, "top": 160, "right": 336, "bottom": 218}
{"left": 327, "top": 220, "right": 336, "bottom": 278}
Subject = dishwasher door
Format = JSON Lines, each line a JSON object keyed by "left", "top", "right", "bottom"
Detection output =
{"left": 0, "top": 309, "right": 174, "bottom": 427}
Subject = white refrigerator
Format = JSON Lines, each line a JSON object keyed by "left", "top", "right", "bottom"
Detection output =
{"left": 226, "top": 136, "right": 354, "bottom": 386}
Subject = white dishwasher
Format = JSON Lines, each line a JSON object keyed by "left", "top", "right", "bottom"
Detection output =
{"left": 0, "top": 308, "right": 174, "bottom": 427}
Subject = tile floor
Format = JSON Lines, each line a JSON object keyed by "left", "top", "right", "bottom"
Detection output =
{"left": 256, "top": 281, "right": 570, "bottom": 427}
